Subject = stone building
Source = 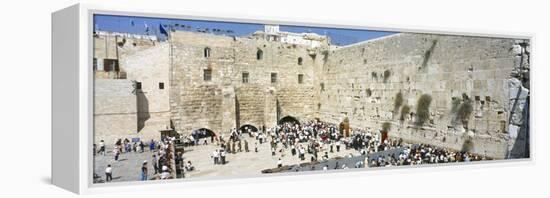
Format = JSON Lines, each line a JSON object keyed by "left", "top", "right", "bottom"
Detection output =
{"left": 93, "top": 26, "right": 530, "bottom": 159}
{"left": 93, "top": 31, "right": 171, "bottom": 144}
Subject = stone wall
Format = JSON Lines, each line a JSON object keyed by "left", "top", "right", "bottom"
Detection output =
{"left": 318, "top": 33, "right": 529, "bottom": 158}
{"left": 93, "top": 79, "right": 137, "bottom": 144}
{"left": 169, "top": 32, "right": 236, "bottom": 135}
{"left": 118, "top": 42, "right": 171, "bottom": 137}
{"left": 169, "top": 31, "right": 318, "bottom": 135}
{"left": 93, "top": 34, "right": 170, "bottom": 143}
{"left": 94, "top": 30, "right": 530, "bottom": 159}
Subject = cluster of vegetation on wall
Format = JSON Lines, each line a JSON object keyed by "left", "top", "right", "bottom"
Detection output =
{"left": 365, "top": 88, "right": 372, "bottom": 97}
{"left": 322, "top": 50, "right": 329, "bottom": 64}
{"left": 461, "top": 138, "right": 474, "bottom": 152}
{"left": 400, "top": 105, "right": 410, "bottom": 121}
{"left": 394, "top": 92, "right": 404, "bottom": 113}
{"left": 382, "top": 122, "right": 391, "bottom": 133}
{"left": 383, "top": 69, "right": 391, "bottom": 83}
{"left": 416, "top": 94, "right": 432, "bottom": 126}
{"left": 451, "top": 93, "right": 473, "bottom": 127}
{"left": 420, "top": 39, "right": 438, "bottom": 70}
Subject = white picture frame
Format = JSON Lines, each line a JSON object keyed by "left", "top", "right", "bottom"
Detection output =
{"left": 52, "top": 3, "right": 534, "bottom": 194}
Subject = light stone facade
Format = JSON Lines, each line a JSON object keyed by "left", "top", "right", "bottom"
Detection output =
{"left": 93, "top": 32, "right": 170, "bottom": 144}
{"left": 93, "top": 28, "right": 530, "bottom": 159}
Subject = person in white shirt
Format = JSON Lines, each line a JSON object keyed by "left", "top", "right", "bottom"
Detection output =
{"left": 105, "top": 164, "right": 112, "bottom": 182}
{"left": 277, "top": 158, "right": 283, "bottom": 168}
{"left": 160, "top": 165, "right": 170, "bottom": 179}
{"left": 212, "top": 150, "right": 219, "bottom": 165}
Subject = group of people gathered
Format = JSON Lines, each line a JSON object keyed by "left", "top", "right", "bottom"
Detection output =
{"left": 94, "top": 137, "right": 178, "bottom": 183}
{"left": 264, "top": 120, "right": 487, "bottom": 170}
{"left": 209, "top": 127, "right": 258, "bottom": 165}
{"left": 95, "top": 119, "right": 488, "bottom": 182}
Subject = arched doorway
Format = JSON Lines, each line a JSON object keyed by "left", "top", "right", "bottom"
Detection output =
{"left": 193, "top": 128, "right": 216, "bottom": 139}
{"left": 339, "top": 118, "right": 350, "bottom": 137}
{"left": 239, "top": 124, "right": 258, "bottom": 133}
{"left": 278, "top": 116, "right": 300, "bottom": 125}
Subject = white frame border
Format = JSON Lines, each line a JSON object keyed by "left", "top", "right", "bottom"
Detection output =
{"left": 56, "top": 3, "right": 536, "bottom": 194}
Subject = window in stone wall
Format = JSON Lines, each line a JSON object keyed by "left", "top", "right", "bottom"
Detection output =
{"left": 159, "top": 82, "right": 164, "bottom": 90}
{"left": 271, "top": 73, "right": 277, "bottom": 83}
{"left": 298, "top": 74, "right": 304, "bottom": 84}
{"left": 298, "top": 57, "right": 303, "bottom": 65}
{"left": 257, "top": 49, "right": 263, "bottom": 60}
{"left": 203, "top": 69, "right": 212, "bottom": 81}
{"left": 242, "top": 72, "right": 249, "bottom": 83}
{"left": 204, "top": 47, "right": 211, "bottom": 58}
{"left": 103, "top": 59, "right": 119, "bottom": 72}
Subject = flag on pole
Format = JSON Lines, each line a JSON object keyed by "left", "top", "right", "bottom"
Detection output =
{"left": 159, "top": 24, "right": 169, "bottom": 37}
{"left": 144, "top": 22, "right": 149, "bottom": 34}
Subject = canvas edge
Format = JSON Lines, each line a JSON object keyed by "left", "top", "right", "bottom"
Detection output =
{"left": 51, "top": 3, "right": 81, "bottom": 194}
{"left": 50, "top": 3, "right": 536, "bottom": 194}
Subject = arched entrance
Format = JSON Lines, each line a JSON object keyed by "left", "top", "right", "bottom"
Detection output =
{"left": 339, "top": 118, "right": 350, "bottom": 137}
{"left": 278, "top": 116, "right": 300, "bottom": 125}
{"left": 239, "top": 124, "right": 258, "bottom": 133}
{"left": 193, "top": 128, "right": 216, "bottom": 139}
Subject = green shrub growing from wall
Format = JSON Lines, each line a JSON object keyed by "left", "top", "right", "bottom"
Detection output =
{"left": 322, "top": 50, "right": 329, "bottom": 64}
{"left": 382, "top": 122, "right": 391, "bottom": 133}
{"left": 461, "top": 138, "right": 474, "bottom": 152}
{"left": 451, "top": 97, "right": 461, "bottom": 113}
{"left": 383, "top": 69, "right": 391, "bottom": 83}
{"left": 400, "top": 105, "right": 410, "bottom": 121}
{"left": 366, "top": 88, "right": 372, "bottom": 97}
{"left": 394, "top": 92, "right": 403, "bottom": 112}
{"left": 457, "top": 98, "right": 473, "bottom": 124}
{"left": 416, "top": 94, "right": 432, "bottom": 126}
{"left": 451, "top": 93, "right": 473, "bottom": 126}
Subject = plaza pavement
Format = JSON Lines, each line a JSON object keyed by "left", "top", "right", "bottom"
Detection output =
{"left": 93, "top": 136, "right": 364, "bottom": 183}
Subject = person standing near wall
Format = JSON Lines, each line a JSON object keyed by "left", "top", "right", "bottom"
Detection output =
{"left": 149, "top": 139, "right": 155, "bottom": 152}
{"left": 113, "top": 147, "right": 120, "bottom": 161}
{"left": 152, "top": 154, "right": 159, "bottom": 174}
{"left": 105, "top": 164, "right": 112, "bottom": 182}
{"left": 220, "top": 149, "right": 226, "bottom": 165}
{"left": 98, "top": 140, "right": 105, "bottom": 155}
{"left": 141, "top": 161, "right": 148, "bottom": 181}
{"left": 212, "top": 149, "right": 219, "bottom": 165}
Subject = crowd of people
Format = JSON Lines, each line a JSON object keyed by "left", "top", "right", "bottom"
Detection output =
{"left": 264, "top": 120, "right": 488, "bottom": 169}
{"left": 267, "top": 120, "right": 347, "bottom": 163}
{"left": 368, "top": 143, "right": 487, "bottom": 167}
{"left": 94, "top": 119, "right": 489, "bottom": 183}
{"left": 94, "top": 137, "right": 179, "bottom": 183}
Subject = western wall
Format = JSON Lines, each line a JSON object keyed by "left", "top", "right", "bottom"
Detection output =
{"left": 93, "top": 29, "right": 529, "bottom": 159}
{"left": 319, "top": 33, "right": 529, "bottom": 159}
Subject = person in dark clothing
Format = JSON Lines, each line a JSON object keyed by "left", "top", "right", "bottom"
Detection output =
{"left": 139, "top": 141, "right": 145, "bottom": 153}
{"left": 141, "top": 161, "right": 148, "bottom": 181}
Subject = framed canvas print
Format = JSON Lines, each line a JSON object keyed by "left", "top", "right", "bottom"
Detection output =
{"left": 52, "top": 4, "right": 533, "bottom": 194}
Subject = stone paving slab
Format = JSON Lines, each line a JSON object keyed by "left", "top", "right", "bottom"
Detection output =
{"left": 93, "top": 136, "right": 363, "bottom": 183}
